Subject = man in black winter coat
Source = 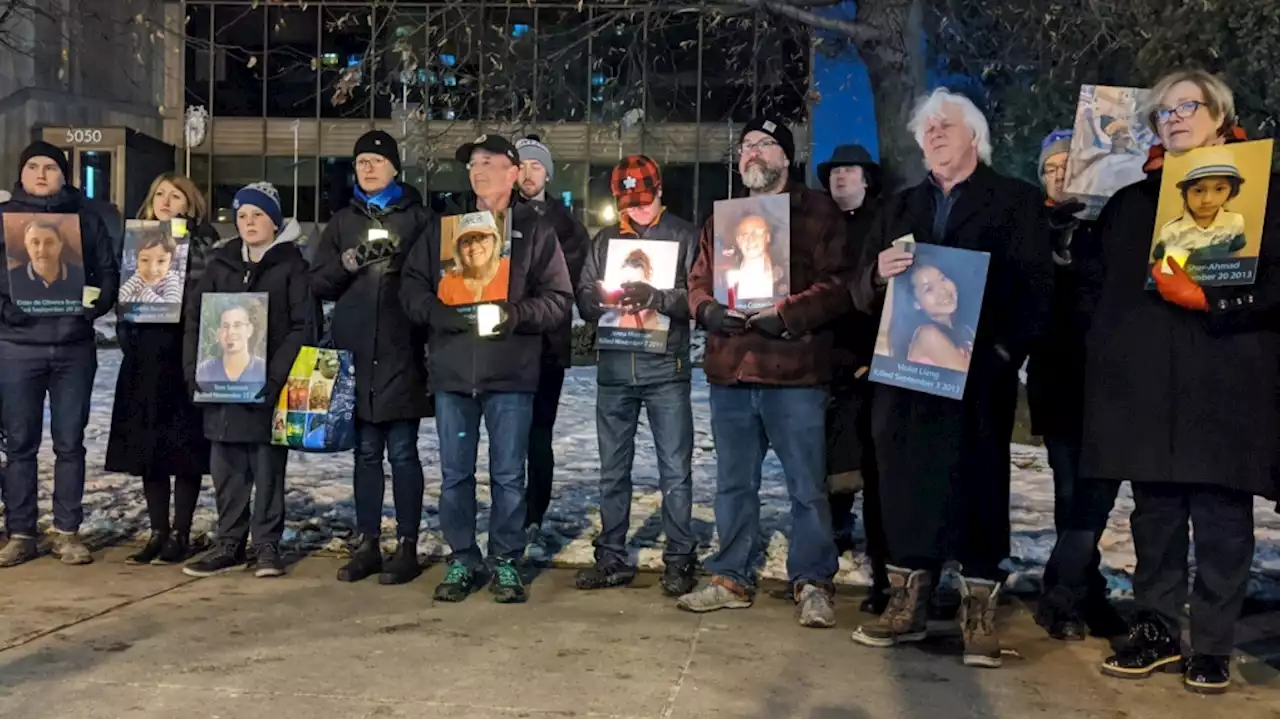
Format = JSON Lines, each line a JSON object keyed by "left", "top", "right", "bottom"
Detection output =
{"left": 514, "top": 135, "right": 589, "bottom": 539}
{"left": 1026, "top": 129, "right": 1125, "bottom": 642}
{"left": 311, "top": 130, "right": 434, "bottom": 587}
{"left": 401, "top": 134, "right": 573, "bottom": 605}
{"left": 0, "top": 142, "right": 118, "bottom": 569}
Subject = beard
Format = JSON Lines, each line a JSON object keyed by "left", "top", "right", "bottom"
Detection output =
{"left": 742, "top": 160, "right": 783, "bottom": 190}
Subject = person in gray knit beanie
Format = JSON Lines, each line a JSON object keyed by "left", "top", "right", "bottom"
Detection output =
{"left": 516, "top": 135, "right": 554, "bottom": 201}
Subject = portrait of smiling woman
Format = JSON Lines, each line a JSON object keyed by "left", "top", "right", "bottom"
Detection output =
{"left": 879, "top": 245, "right": 988, "bottom": 376}
{"left": 437, "top": 210, "right": 511, "bottom": 306}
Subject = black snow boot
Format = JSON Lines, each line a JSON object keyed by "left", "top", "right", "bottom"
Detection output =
{"left": 659, "top": 559, "right": 698, "bottom": 597}
{"left": 126, "top": 533, "right": 166, "bottom": 566}
{"left": 378, "top": 538, "right": 421, "bottom": 585}
{"left": 1183, "top": 654, "right": 1231, "bottom": 695}
{"left": 337, "top": 535, "right": 383, "bottom": 583}
{"left": 575, "top": 559, "right": 637, "bottom": 590}
{"left": 1101, "top": 613, "right": 1183, "bottom": 680}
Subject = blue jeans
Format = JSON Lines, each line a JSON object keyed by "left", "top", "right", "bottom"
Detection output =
{"left": 0, "top": 341, "right": 97, "bottom": 535}
{"left": 706, "top": 384, "right": 836, "bottom": 588}
{"left": 594, "top": 381, "right": 695, "bottom": 566}
{"left": 353, "top": 419, "right": 424, "bottom": 539}
{"left": 435, "top": 391, "right": 534, "bottom": 566}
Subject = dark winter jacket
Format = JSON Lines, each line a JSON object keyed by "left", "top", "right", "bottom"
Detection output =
{"left": 831, "top": 198, "right": 882, "bottom": 390}
{"left": 0, "top": 184, "right": 119, "bottom": 346}
{"left": 1026, "top": 210, "right": 1100, "bottom": 439}
{"left": 688, "top": 182, "right": 853, "bottom": 387}
{"left": 310, "top": 183, "right": 433, "bottom": 423}
{"left": 183, "top": 221, "right": 317, "bottom": 444}
{"left": 400, "top": 200, "right": 573, "bottom": 395}
{"left": 577, "top": 211, "right": 699, "bottom": 386}
{"left": 1079, "top": 167, "right": 1280, "bottom": 501}
{"left": 444, "top": 190, "right": 589, "bottom": 368}
{"left": 107, "top": 219, "right": 218, "bottom": 477}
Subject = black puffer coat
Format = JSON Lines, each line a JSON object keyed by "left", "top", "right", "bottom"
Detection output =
{"left": 310, "top": 184, "right": 433, "bottom": 423}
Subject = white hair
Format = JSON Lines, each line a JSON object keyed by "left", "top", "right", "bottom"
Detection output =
{"left": 908, "top": 88, "right": 992, "bottom": 165}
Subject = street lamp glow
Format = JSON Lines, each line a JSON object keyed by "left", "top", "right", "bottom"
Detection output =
{"left": 601, "top": 203, "right": 617, "bottom": 224}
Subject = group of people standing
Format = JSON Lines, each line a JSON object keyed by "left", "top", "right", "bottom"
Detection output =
{"left": 0, "top": 66, "right": 1274, "bottom": 696}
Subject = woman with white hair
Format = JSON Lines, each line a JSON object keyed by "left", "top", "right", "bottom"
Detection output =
{"left": 847, "top": 88, "right": 1053, "bottom": 669}
{"left": 1077, "top": 69, "right": 1278, "bottom": 694}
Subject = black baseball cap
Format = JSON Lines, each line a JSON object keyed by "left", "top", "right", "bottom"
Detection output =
{"left": 455, "top": 134, "right": 520, "bottom": 165}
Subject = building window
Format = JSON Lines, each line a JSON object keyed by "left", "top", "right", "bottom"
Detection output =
{"left": 265, "top": 5, "right": 320, "bottom": 118}
{"left": 481, "top": 6, "right": 536, "bottom": 122}
{"left": 589, "top": 11, "right": 644, "bottom": 126}
{"left": 211, "top": 155, "right": 268, "bottom": 223}
{"left": 424, "top": 7, "right": 479, "bottom": 122}
{"left": 320, "top": 156, "right": 354, "bottom": 221}
{"left": 545, "top": 161, "right": 589, "bottom": 224}
{"left": 211, "top": 5, "right": 266, "bottom": 117}
{"left": 266, "top": 157, "right": 318, "bottom": 223}
{"left": 184, "top": 4, "right": 213, "bottom": 111}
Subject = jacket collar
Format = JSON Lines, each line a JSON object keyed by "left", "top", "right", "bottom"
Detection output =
{"left": 7, "top": 184, "right": 83, "bottom": 213}
{"left": 1143, "top": 125, "right": 1249, "bottom": 173}
{"left": 618, "top": 206, "right": 666, "bottom": 236}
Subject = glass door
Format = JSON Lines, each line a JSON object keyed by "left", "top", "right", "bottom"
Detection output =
{"left": 77, "top": 149, "right": 115, "bottom": 204}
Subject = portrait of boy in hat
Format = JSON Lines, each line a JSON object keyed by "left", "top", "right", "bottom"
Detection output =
{"left": 1154, "top": 147, "right": 1248, "bottom": 263}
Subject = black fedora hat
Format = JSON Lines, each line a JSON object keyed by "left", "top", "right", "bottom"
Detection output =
{"left": 818, "top": 144, "right": 879, "bottom": 190}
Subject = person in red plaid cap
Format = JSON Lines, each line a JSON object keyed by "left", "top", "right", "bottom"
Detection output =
{"left": 683, "top": 117, "right": 853, "bottom": 628}
{"left": 573, "top": 155, "right": 701, "bottom": 596}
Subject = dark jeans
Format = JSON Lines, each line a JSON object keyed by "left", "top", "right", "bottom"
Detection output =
{"left": 525, "top": 363, "right": 565, "bottom": 528}
{"left": 826, "top": 383, "right": 887, "bottom": 590}
{"left": 142, "top": 472, "right": 203, "bottom": 536}
{"left": 209, "top": 442, "right": 288, "bottom": 546}
{"left": 706, "top": 384, "right": 837, "bottom": 588}
{"left": 1042, "top": 436, "right": 1119, "bottom": 601}
{"left": 1131, "top": 482, "right": 1255, "bottom": 656}
{"left": 0, "top": 341, "right": 96, "bottom": 535}
{"left": 353, "top": 418, "right": 424, "bottom": 539}
{"left": 436, "top": 391, "right": 534, "bottom": 567}
{"left": 594, "top": 380, "right": 695, "bottom": 567}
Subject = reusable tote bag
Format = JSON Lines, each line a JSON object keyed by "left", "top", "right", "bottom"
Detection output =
{"left": 271, "top": 345, "right": 356, "bottom": 452}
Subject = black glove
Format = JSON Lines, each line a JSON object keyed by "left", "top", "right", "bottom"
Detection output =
{"left": 745, "top": 308, "right": 788, "bottom": 338}
{"left": 429, "top": 301, "right": 473, "bottom": 334}
{"left": 699, "top": 302, "right": 747, "bottom": 336}
{"left": 1048, "top": 199, "right": 1085, "bottom": 231}
{"left": 2, "top": 303, "right": 32, "bottom": 327}
{"left": 487, "top": 301, "right": 519, "bottom": 339}
{"left": 83, "top": 302, "right": 106, "bottom": 323}
{"left": 619, "top": 282, "right": 657, "bottom": 311}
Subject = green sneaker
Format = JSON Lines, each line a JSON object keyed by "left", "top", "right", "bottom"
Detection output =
{"left": 489, "top": 558, "right": 527, "bottom": 604}
{"left": 433, "top": 560, "right": 479, "bottom": 603}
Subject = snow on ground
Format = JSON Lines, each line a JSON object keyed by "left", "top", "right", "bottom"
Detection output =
{"left": 7, "top": 350, "right": 1280, "bottom": 597}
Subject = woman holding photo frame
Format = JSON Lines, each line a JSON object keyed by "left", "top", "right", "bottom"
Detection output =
{"left": 1078, "top": 69, "right": 1280, "bottom": 694}
{"left": 106, "top": 173, "right": 217, "bottom": 566}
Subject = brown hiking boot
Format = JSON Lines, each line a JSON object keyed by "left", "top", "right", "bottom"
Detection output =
{"left": 850, "top": 565, "right": 931, "bottom": 648}
{"left": 959, "top": 577, "right": 1002, "bottom": 668}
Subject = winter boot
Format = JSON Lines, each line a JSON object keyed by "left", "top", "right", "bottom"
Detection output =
{"left": 851, "top": 565, "right": 931, "bottom": 648}
{"left": 51, "top": 531, "right": 93, "bottom": 565}
{"left": 860, "top": 576, "right": 891, "bottom": 615}
{"left": 0, "top": 534, "right": 38, "bottom": 568}
{"left": 676, "top": 576, "right": 753, "bottom": 613}
{"left": 1183, "top": 654, "right": 1232, "bottom": 695}
{"left": 958, "top": 577, "right": 1003, "bottom": 668}
{"left": 379, "top": 538, "right": 421, "bottom": 585}
{"left": 795, "top": 583, "right": 837, "bottom": 628}
{"left": 1036, "top": 585, "right": 1088, "bottom": 641}
{"left": 126, "top": 533, "right": 166, "bottom": 566}
{"left": 154, "top": 532, "right": 193, "bottom": 565}
{"left": 183, "top": 540, "right": 248, "bottom": 577}
{"left": 252, "top": 542, "right": 286, "bottom": 578}
{"left": 659, "top": 559, "right": 698, "bottom": 597}
{"left": 433, "top": 559, "right": 483, "bottom": 603}
{"left": 1101, "top": 613, "right": 1184, "bottom": 680}
{"left": 336, "top": 535, "right": 383, "bottom": 583}
{"left": 489, "top": 558, "right": 527, "bottom": 604}
{"left": 575, "top": 559, "right": 637, "bottom": 590}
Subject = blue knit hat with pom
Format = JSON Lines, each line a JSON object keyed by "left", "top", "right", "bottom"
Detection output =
{"left": 233, "top": 181, "right": 284, "bottom": 230}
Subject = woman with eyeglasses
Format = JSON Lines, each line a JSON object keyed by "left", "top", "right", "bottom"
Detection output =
{"left": 1076, "top": 69, "right": 1279, "bottom": 694}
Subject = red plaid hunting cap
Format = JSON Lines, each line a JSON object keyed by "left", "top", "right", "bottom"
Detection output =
{"left": 610, "top": 155, "right": 662, "bottom": 210}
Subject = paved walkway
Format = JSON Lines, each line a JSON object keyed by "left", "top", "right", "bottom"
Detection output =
{"left": 1, "top": 548, "right": 1277, "bottom": 718}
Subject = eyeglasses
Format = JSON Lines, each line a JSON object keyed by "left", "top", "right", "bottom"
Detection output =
{"left": 355, "top": 157, "right": 387, "bottom": 170}
{"left": 1151, "top": 100, "right": 1204, "bottom": 126}
{"left": 1042, "top": 162, "right": 1067, "bottom": 177}
{"left": 219, "top": 321, "right": 251, "bottom": 332}
{"left": 738, "top": 140, "right": 780, "bottom": 156}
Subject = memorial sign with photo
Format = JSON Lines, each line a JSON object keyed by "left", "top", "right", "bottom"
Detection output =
{"left": 119, "top": 218, "right": 191, "bottom": 323}
{"left": 2, "top": 212, "right": 85, "bottom": 316}
{"left": 1063, "top": 85, "right": 1158, "bottom": 220}
{"left": 595, "top": 238, "right": 680, "bottom": 354}
{"left": 870, "top": 240, "right": 990, "bottom": 400}
{"left": 711, "top": 195, "right": 790, "bottom": 312}
{"left": 194, "top": 292, "right": 269, "bottom": 403}
{"left": 437, "top": 211, "right": 512, "bottom": 324}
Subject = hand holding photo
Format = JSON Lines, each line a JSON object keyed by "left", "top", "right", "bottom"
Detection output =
{"left": 712, "top": 195, "right": 790, "bottom": 312}
{"left": 194, "top": 292, "right": 270, "bottom": 404}
{"left": 870, "top": 243, "right": 990, "bottom": 400}
{"left": 2, "top": 212, "right": 85, "bottom": 316}
{"left": 596, "top": 238, "right": 679, "bottom": 353}
{"left": 1149, "top": 139, "right": 1273, "bottom": 287}
{"left": 438, "top": 211, "right": 512, "bottom": 306}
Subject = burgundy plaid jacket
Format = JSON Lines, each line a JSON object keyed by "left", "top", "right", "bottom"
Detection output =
{"left": 688, "top": 182, "right": 853, "bottom": 386}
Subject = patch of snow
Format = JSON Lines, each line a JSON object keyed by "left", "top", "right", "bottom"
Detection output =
{"left": 4, "top": 352, "right": 1279, "bottom": 598}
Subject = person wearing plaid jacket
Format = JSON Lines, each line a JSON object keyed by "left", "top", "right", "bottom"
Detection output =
{"left": 680, "top": 117, "right": 853, "bottom": 628}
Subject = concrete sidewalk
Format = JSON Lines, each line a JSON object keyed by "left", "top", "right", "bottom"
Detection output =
{"left": 1, "top": 548, "right": 1276, "bottom": 719}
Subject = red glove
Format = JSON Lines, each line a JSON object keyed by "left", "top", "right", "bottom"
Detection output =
{"left": 1151, "top": 258, "right": 1208, "bottom": 312}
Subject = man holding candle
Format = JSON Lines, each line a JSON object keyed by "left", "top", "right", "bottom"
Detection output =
{"left": 400, "top": 134, "right": 573, "bottom": 605}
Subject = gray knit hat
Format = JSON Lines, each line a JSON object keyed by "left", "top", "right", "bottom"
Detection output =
{"left": 1039, "top": 129, "right": 1073, "bottom": 177}
{"left": 515, "top": 135, "right": 554, "bottom": 181}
